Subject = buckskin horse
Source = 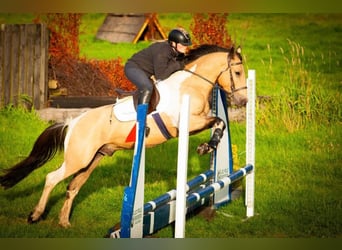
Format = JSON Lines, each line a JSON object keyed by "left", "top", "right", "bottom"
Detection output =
{"left": 0, "top": 44, "right": 247, "bottom": 228}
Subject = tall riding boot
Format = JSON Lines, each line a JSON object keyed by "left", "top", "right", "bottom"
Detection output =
{"left": 138, "top": 89, "right": 152, "bottom": 105}
{"left": 136, "top": 89, "right": 152, "bottom": 136}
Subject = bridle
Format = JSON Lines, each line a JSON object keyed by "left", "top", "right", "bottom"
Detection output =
{"left": 184, "top": 53, "right": 247, "bottom": 98}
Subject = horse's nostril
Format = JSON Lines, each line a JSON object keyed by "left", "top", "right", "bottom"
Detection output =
{"left": 241, "top": 98, "right": 248, "bottom": 107}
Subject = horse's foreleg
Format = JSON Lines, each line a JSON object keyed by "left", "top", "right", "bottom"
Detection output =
{"left": 197, "top": 117, "right": 226, "bottom": 155}
{"left": 58, "top": 152, "right": 105, "bottom": 228}
{"left": 28, "top": 163, "right": 68, "bottom": 223}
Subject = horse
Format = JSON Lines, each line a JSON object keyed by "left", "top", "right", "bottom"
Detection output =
{"left": 0, "top": 44, "right": 247, "bottom": 228}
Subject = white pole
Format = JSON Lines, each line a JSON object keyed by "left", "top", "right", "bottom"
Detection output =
{"left": 246, "top": 69, "right": 256, "bottom": 217}
{"left": 175, "top": 94, "right": 190, "bottom": 238}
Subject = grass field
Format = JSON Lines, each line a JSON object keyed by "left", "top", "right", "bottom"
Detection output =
{"left": 0, "top": 13, "right": 341, "bottom": 238}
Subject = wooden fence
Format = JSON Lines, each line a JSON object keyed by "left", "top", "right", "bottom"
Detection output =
{"left": 0, "top": 23, "right": 49, "bottom": 109}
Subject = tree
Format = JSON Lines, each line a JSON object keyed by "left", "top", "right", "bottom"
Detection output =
{"left": 190, "top": 13, "right": 232, "bottom": 48}
{"left": 34, "top": 14, "right": 132, "bottom": 96}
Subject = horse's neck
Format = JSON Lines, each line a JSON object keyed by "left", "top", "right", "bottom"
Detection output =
{"left": 156, "top": 70, "right": 192, "bottom": 111}
{"left": 155, "top": 65, "right": 212, "bottom": 126}
{"left": 186, "top": 56, "right": 223, "bottom": 83}
{"left": 156, "top": 64, "right": 200, "bottom": 104}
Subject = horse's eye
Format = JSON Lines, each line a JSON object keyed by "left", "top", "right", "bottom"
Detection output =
{"left": 235, "top": 71, "right": 241, "bottom": 76}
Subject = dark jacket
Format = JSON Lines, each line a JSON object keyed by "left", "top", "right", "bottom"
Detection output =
{"left": 126, "top": 41, "right": 185, "bottom": 80}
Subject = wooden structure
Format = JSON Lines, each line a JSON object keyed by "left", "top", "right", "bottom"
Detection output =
{"left": 0, "top": 23, "right": 49, "bottom": 109}
{"left": 96, "top": 13, "right": 166, "bottom": 44}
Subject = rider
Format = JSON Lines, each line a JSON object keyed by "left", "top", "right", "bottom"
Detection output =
{"left": 124, "top": 27, "right": 192, "bottom": 106}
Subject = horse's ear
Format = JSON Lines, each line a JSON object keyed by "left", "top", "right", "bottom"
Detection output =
{"left": 237, "top": 46, "right": 242, "bottom": 54}
{"left": 228, "top": 46, "right": 235, "bottom": 59}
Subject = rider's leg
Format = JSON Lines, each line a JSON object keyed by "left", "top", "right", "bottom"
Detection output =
{"left": 137, "top": 88, "right": 152, "bottom": 105}
{"left": 124, "top": 62, "right": 153, "bottom": 105}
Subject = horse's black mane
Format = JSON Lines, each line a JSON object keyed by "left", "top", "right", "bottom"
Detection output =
{"left": 183, "top": 44, "right": 232, "bottom": 64}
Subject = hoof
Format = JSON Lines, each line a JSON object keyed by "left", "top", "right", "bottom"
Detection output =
{"left": 59, "top": 221, "right": 71, "bottom": 228}
{"left": 27, "top": 212, "right": 40, "bottom": 224}
{"left": 196, "top": 143, "right": 212, "bottom": 155}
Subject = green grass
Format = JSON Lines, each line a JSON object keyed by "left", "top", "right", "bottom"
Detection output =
{"left": 0, "top": 13, "right": 341, "bottom": 238}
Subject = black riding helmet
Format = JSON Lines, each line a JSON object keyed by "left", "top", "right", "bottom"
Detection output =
{"left": 168, "top": 28, "right": 192, "bottom": 46}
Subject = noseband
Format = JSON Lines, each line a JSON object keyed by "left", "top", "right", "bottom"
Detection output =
{"left": 184, "top": 53, "right": 247, "bottom": 98}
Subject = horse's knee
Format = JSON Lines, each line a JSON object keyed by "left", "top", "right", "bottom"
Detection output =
{"left": 213, "top": 118, "right": 226, "bottom": 131}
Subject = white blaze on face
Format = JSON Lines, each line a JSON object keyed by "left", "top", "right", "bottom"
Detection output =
{"left": 156, "top": 65, "right": 197, "bottom": 126}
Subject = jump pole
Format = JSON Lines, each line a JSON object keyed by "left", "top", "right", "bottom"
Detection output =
{"left": 245, "top": 69, "right": 256, "bottom": 217}
{"left": 175, "top": 94, "right": 191, "bottom": 238}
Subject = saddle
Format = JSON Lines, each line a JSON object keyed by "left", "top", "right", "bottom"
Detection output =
{"left": 115, "top": 84, "right": 160, "bottom": 114}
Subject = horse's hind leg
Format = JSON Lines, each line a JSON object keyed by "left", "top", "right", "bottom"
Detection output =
{"left": 58, "top": 152, "right": 105, "bottom": 228}
{"left": 28, "top": 163, "right": 69, "bottom": 223}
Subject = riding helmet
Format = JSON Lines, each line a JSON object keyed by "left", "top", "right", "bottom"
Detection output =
{"left": 168, "top": 28, "right": 192, "bottom": 46}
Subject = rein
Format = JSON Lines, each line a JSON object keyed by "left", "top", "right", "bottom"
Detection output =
{"left": 184, "top": 56, "right": 247, "bottom": 98}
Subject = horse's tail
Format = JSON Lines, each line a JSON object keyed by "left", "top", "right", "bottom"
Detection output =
{"left": 0, "top": 123, "right": 68, "bottom": 189}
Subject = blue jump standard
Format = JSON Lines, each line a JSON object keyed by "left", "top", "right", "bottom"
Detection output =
{"left": 120, "top": 104, "right": 148, "bottom": 238}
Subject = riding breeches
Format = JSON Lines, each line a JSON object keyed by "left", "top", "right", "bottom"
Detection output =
{"left": 124, "top": 61, "right": 153, "bottom": 93}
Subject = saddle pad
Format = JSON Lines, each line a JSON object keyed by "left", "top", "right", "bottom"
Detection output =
{"left": 113, "top": 96, "right": 136, "bottom": 121}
